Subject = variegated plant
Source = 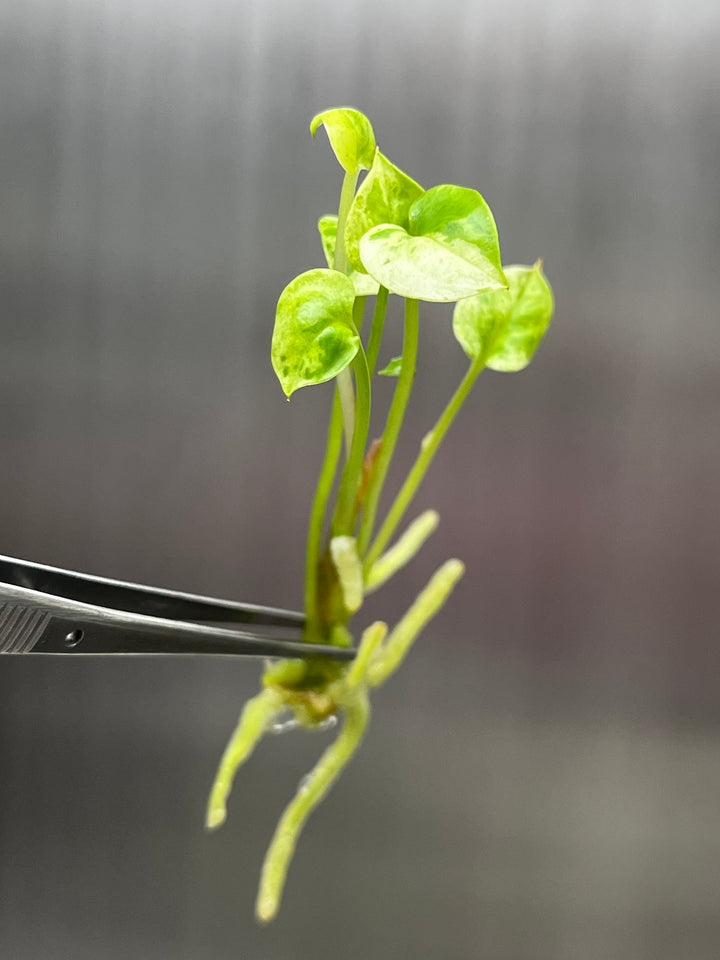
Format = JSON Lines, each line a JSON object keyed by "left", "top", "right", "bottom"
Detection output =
{"left": 207, "top": 108, "right": 554, "bottom": 922}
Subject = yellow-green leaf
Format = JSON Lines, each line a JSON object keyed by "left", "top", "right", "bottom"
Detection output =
{"left": 310, "top": 108, "right": 376, "bottom": 174}
{"left": 344, "top": 151, "right": 424, "bottom": 274}
{"left": 271, "top": 269, "right": 359, "bottom": 397}
{"left": 377, "top": 356, "right": 402, "bottom": 377}
{"left": 452, "top": 262, "right": 554, "bottom": 371}
{"left": 409, "top": 184, "right": 505, "bottom": 276}
{"left": 359, "top": 224, "right": 506, "bottom": 302}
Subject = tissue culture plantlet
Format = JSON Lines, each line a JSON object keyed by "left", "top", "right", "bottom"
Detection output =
{"left": 206, "top": 108, "right": 554, "bottom": 922}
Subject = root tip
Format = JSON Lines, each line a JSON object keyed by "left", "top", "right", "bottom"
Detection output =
{"left": 205, "top": 808, "right": 227, "bottom": 831}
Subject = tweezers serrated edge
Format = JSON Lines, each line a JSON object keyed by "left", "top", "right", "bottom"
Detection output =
{"left": 0, "top": 603, "right": 52, "bottom": 654}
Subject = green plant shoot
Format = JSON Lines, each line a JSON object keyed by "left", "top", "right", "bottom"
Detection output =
{"left": 207, "top": 107, "right": 554, "bottom": 923}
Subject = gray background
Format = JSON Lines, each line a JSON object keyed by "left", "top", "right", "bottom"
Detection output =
{"left": 2, "top": 0, "right": 720, "bottom": 957}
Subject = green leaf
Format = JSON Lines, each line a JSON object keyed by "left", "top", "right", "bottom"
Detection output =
{"left": 377, "top": 356, "right": 402, "bottom": 377}
{"left": 359, "top": 223, "right": 507, "bottom": 303}
{"left": 310, "top": 108, "right": 376, "bottom": 174}
{"left": 271, "top": 269, "right": 359, "bottom": 397}
{"left": 452, "top": 262, "right": 554, "bottom": 371}
{"left": 318, "top": 216, "right": 380, "bottom": 297}
{"left": 344, "top": 150, "right": 424, "bottom": 274}
{"left": 452, "top": 286, "right": 512, "bottom": 362}
{"left": 409, "top": 184, "right": 505, "bottom": 275}
{"left": 357, "top": 185, "right": 508, "bottom": 302}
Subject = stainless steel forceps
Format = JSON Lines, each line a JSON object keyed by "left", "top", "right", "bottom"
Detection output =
{"left": 0, "top": 554, "right": 353, "bottom": 661}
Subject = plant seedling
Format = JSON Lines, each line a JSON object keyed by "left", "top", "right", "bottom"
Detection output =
{"left": 206, "top": 107, "right": 554, "bottom": 922}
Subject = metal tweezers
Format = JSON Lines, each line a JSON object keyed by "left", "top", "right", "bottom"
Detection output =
{"left": 0, "top": 554, "right": 354, "bottom": 661}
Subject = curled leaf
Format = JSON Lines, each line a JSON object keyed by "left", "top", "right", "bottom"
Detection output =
{"left": 318, "top": 216, "right": 379, "bottom": 297}
{"left": 310, "top": 108, "right": 376, "bottom": 174}
{"left": 271, "top": 269, "right": 359, "bottom": 397}
{"left": 452, "top": 262, "right": 554, "bottom": 371}
{"left": 344, "top": 150, "right": 424, "bottom": 274}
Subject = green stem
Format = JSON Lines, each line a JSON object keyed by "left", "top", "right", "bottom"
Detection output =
{"left": 255, "top": 692, "right": 370, "bottom": 923}
{"left": 365, "top": 285, "right": 388, "bottom": 376}
{"left": 333, "top": 172, "right": 359, "bottom": 455}
{"left": 332, "top": 344, "right": 371, "bottom": 536}
{"left": 364, "top": 353, "right": 486, "bottom": 573}
{"left": 357, "top": 298, "right": 419, "bottom": 556}
{"left": 336, "top": 296, "right": 366, "bottom": 458}
{"left": 352, "top": 294, "right": 367, "bottom": 336}
{"left": 333, "top": 170, "right": 358, "bottom": 276}
{"left": 304, "top": 391, "right": 344, "bottom": 638}
{"left": 336, "top": 368, "right": 354, "bottom": 456}
{"left": 303, "top": 170, "right": 362, "bottom": 634}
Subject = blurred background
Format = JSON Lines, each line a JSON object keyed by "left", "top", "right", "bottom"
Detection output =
{"left": 1, "top": 0, "right": 719, "bottom": 956}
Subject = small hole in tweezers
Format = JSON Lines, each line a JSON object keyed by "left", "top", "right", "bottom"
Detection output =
{"left": 64, "top": 629, "right": 84, "bottom": 648}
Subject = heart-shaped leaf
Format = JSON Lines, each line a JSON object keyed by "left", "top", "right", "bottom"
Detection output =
{"left": 344, "top": 150, "right": 424, "bottom": 274}
{"left": 318, "top": 216, "right": 379, "bottom": 297}
{"left": 409, "top": 184, "right": 504, "bottom": 275}
{"left": 272, "top": 269, "right": 359, "bottom": 397}
{"left": 358, "top": 184, "right": 507, "bottom": 302}
{"left": 359, "top": 224, "right": 507, "bottom": 303}
{"left": 310, "top": 108, "right": 376, "bottom": 174}
{"left": 452, "top": 262, "right": 553, "bottom": 371}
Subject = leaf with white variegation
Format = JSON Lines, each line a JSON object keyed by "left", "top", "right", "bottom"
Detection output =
{"left": 271, "top": 269, "right": 359, "bottom": 397}
{"left": 344, "top": 151, "right": 424, "bottom": 274}
{"left": 452, "top": 262, "right": 553, "bottom": 371}
{"left": 359, "top": 185, "right": 507, "bottom": 302}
